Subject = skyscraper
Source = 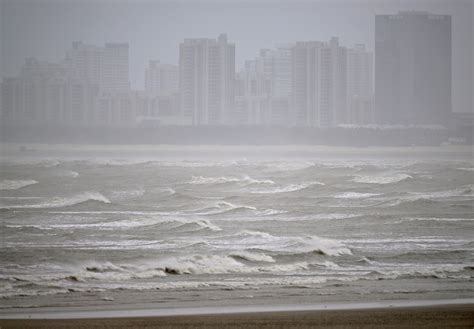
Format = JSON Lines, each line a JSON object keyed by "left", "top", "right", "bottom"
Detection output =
{"left": 65, "top": 42, "right": 130, "bottom": 94}
{"left": 144, "top": 60, "right": 179, "bottom": 97}
{"left": 1, "top": 58, "right": 98, "bottom": 125}
{"left": 346, "top": 44, "right": 373, "bottom": 125}
{"left": 179, "top": 34, "right": 235, "bottom": 125}
{"left": 291, "top": 38, "right": 347, "bottom": 127}
{"left": 101, "top": 43, "right": 130, "bottom": 93}
{"left": 375, "top": 11, "right": 451, "bottom": 126}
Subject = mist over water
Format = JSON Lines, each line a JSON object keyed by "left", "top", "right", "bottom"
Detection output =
{"left": 1, "top": 146, "right": 473, "bottom": 308}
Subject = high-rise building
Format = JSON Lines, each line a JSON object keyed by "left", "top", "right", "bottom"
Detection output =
{"left": 179, "top": 34, "right": 235, "bottom": 125}
{"left": 291, "top": 38, "right": 346, "bottom": 127}
{"left": 102, "top": 43, "right": 130, "bottom": 93}
{"left": 346, "top": 44, "right": 373, "bottom": 125}
{"left": 272, "top": 45, "right": 293, "bottom": 99}
{"left": 65, "top": 42, "right": 130, "bottom": 94}
{"left": 375, "top": 11, "right": 451, "bottom": 126}
{"left": 144, "top": 60, "right": 179, "bottom": 97}
{"left": 1, "top": 58, "right": 98, "bottom": 125}
{"left": 232, "top": 45, "right": 293, "bottom": 126}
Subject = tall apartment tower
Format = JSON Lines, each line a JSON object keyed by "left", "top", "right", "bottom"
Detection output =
{"left": 144, "top": 60, "right": 179, "bottom": 97}
{"left": 179, "top": 34, "right": 235, "bottom": 125}
{"left": 346, "top": 44, "right": 374, "bottom": 125}
{"left": 102, "top": 43, "right": 130, "bottom": 93}
{"left": 375, "top": 11, "right": 451, "bottom": 126}
{"left": 65, "top": 42, "right": 130, "bottom": 94}
{"left": 291, "top": 38, "right": 347, "bottom": 127}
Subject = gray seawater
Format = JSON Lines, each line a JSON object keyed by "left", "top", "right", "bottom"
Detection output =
{"left": 1, "top": 146, "right": 473, "bottom": 309}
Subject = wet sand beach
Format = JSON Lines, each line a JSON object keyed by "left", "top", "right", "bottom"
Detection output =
{"left": 1, "top": 304, "right": 474, "bottom": 329}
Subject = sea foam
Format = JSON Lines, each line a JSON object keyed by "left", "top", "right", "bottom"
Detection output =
{"left": 0, "top": 179, "right": 38, "bottom": 190}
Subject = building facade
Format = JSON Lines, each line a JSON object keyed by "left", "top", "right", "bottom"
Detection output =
{"left": 179, "top": 34, "right": 235, "bottom": 125}
{"left": 65, "top": 41, "right": 130, "bottom": 94}
{"left": 291, "top": 38, "right": 347, "bottom": 127}
{"left": 346, "top": 44, "right": 374, "bottom": 125}
{"left": 375, "top": 11, "right": 451, "bottom": 126}
{"left": 144, "top": 60, "right": 179, "bottom": 97}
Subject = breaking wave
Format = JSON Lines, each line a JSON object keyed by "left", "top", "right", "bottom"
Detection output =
{"left": 189, "top": 175, "right": 274, "bottom": 185}
{"left": 220, "top": 230, "right": 352, "bottom": 256}
{"left": 398, "top": 217, "right": 474, "bottom": 223}
{"left": 333, "top": 192, "right": 381, "bottom": 199}
{"left": 56, "top": 170, "right": 80, "bottom": 178}
{"left": 251, "top": 181, "right": 325, "bottom": 194}
{"left": 0, "top": 179, "right": 38, "bottom": 190}
{"left": 352, "top": 173, "right": 412, "bottom": 184}
{"left": 230, "top": 251, "right": 276, "bottom": 263}
{"left": 0, "top": 191, "right": 111, "bottom": 209}
{"left": 6, "top": 216, "right": 222, "bottom": 232}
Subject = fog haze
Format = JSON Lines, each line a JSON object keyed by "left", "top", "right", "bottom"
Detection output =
{"left": 1, "top": 0, "right": 472, "bottom": 113}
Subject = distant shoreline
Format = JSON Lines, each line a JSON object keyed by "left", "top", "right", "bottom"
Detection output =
{"left": 2, "top": 124, "right": 468, "bottom": 147}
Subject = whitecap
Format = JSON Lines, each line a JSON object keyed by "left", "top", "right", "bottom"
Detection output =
{"left": 251, "top": 181, "right": 324, "bottom": 194}
{"left": 230, "top": 251, "right": 276, "bottom": 263}
{"left": 334, "top": 192, "right": 381, "bottom": 199}
{"left": 189, "top": 175, "right": 274, "bottom": 185}
{"left": 108, "top": 188, "right": 145, "bottom": 201}
{"left": 0, "top": 179, "right": 38, "bottom": 190}
{"left": 352, "top": 173, "right": 412, "bottom": 184}
{"left": 214, "top": 230, "right": 351, "bottom": 256}
{"left": 56, "top": 170, "right": 79, "bottom": 178}
{"left": 0, "top": 191, "right": 110, "bottom": 209}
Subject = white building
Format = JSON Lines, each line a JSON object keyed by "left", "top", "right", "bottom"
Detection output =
{"left": 346, "top": 44, "right": 373, "bottom": 125}
{"left": 144, "top": 60, "right": 179, "bottom": 97}
{"left": 1, "top": 58, "right": 98, "bottom": 126}
{"left": 65, "top": 42, "right": 130, "bottom": 94}
{"left": 179, "top": 34, "right": 235, "bottom": 125}
{"left": 291, "top": 38, "right": 347, "bottom": 127}
{"left": 233, "top": 45, "right": 292, "bottom": 126}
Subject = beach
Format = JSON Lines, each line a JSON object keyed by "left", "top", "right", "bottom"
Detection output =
{"left": 1, "top": 303, "right": 473, "bottom": 328}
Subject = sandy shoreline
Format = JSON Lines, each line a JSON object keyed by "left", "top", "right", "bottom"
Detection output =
{"left": 1, "top": 300, "right": 473, "bottom": 328}
{"left": 0, "top": 304, "right": 473, "bottom": 329}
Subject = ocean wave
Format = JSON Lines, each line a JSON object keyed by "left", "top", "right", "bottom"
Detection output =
{"left": 397, "top": 217, "right": 474, "bottom": 223}
{"left": 383, "top": 197, "right": 438, "bottom": 207}
{"left": 250, "top": 181, "right": 325, "bottom": 194}
{"left": 216, "top": 230, "right": 352, "bottom": 257}
{"left": 0, "top": 191, "right": 110, "bottom": 209}
{"left": 108, "top": 188, "right": 145, "bottom": 201}
{"left": 333, "top": 192, "right": 381, "bottom": 199}
{"left": 0, "top": 179, "right": 38, "bottom": 190}
{"left": 407, "top": 186, "right": 474, "bottom": 199}
{"left": 218, "top": 212, "right": 359, "bottom": 222}
{"left": 154, "top": 160, "right": 241, "bottom": 168}
{"left": 373, "top": 263, "right": 470, "bottom": 280}
{"left": 0, "top": 271, "right": 363, "bottom": 298}
{"left": 457, "top": 167, "right": 474, "bottom": 171}
{"left": 192, "top": 201, "right": 257, "bottom": 216}
{"left": 56, "top": 170, "right": 79, "bottom": 178}
{"left": 6, "top": 216, "right": 222, "bottom": 232}
{"left": 263, "top": 161, "right": 315, "bottom": 172}
{"left": 352, "top": 173, "right": 412, "bottom": 184}
{"left": 230, "top": 251, "right": 276, "bottom": 263}
{"left": 174, "top": 218, "right": 222, "bottom": 232}
{"left": 189, "top": 175, "right": 274, "bottom": 185}
{"left": 119, "top": 255, "right": 316, "bottom": 276}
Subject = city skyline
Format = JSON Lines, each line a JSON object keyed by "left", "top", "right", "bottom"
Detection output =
{"left": 1, "top": 0, "right": 472, "bottom": 115}
{"left": 1, "top": 34, "right": 377, "bottom": 127}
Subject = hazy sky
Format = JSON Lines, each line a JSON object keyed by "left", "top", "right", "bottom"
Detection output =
{"left": 1, "top": 0, "right": 472, "bottom": 111}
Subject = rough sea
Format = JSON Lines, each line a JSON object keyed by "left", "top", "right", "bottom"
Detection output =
{"left": 1, "top": 145, "right": 473, "bottom": 310}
